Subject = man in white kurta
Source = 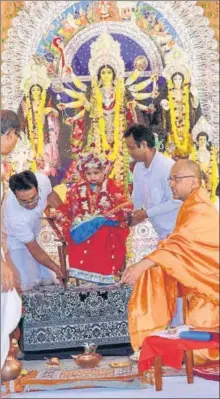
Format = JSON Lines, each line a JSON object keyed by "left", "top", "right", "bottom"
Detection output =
{"left": 124, "top": 124, "right": 183, "bottom": 328}
{"left": 3, "top": 171, "right": 63, "bottom": 291}
{"left": 1, "top": 110, "right": 22, "bottom": 370}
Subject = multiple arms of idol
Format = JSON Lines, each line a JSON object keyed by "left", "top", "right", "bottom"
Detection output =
{"left": 56, "top": 67, "right": 159, "bottom": 122}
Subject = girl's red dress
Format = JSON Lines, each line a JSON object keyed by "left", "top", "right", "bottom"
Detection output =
{"left": 57, "top": 178, "right": 133, "bottom": 283}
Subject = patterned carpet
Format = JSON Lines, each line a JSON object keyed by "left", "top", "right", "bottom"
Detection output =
{"left": 1, "top": 356, "right": 186, "bottom": 396}
{"left": 193, "top": 362, "right": 220, "bottom": 381}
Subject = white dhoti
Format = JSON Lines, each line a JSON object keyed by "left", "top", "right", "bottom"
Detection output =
{"left": 1, "top": 172, "right": 22, "bottom": 369}
{"left": 1, "top": 288, "right": 22, "bottom": 369}
{"left": 9, "top": 247, "right": 56, "bottom": 292}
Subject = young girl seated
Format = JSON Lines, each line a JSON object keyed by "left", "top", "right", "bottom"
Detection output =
{"left": 56, "top": 153, "right": 133, "bottom": 284}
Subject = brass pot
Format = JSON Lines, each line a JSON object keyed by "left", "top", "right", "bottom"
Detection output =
{"left": 72, "top": 353, "right": 102, "bottom": 369}
{"left": 1, "top": 357, "right": 22, "bottom": 382}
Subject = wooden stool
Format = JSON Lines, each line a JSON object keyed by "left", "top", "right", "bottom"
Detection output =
{"left": 138, "top": 335, "right": 219, "bottom": 391}
{"left": 154, "top": 350, "right": 194, "bottom": 391}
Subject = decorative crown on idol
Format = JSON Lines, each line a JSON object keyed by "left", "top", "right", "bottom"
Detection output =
{"left": 88, "top": 32, "right": 125, "bottom": 79}
{"left": 163, "top": 46, "right": 191, "bottom": 82}
{"left": 20, "top": 59, "right": 51, "bottom": 94}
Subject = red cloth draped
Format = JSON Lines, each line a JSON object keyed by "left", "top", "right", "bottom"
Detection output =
{"left": 57, "top": 178, "right": 133, "bottom": 276}
{"left": 138, "top": 335, "right": 219, "bottom": 372}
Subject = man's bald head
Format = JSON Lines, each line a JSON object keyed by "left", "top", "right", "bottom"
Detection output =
{"left": 169, "top": 159, "right": 202, "bottom": 201}
{"left": 172, "top": 159, "right": 202, "bottom": 184}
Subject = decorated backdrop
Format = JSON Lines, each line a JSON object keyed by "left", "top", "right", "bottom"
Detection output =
{"left": 1, "top": 1, "right": 219, "bottom": 267}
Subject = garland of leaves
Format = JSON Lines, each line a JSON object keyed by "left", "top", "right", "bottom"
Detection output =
{"left": 190, "top": 145, "right": 219, "bottom": 202}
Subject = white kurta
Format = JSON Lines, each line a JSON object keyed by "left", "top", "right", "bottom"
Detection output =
{"left": 1, "top": 170, "right": 22, "bottom": 369}
{"left": 2, "top": 172, "right": 56, "bottom": 291}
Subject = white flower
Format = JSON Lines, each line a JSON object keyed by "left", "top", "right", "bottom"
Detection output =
{"left": 79, "top": 184, "right": 87, "bottom": 197}
{"left": 99, "top": 197, "right": 110, "bottom": 208}
{"left": 82, "top": 201, "right": 89, "bottom": 211}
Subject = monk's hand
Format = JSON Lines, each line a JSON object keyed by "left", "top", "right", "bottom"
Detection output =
{"left": 130, "top": 209, "right": 147, "bottom": 226}
{"left": 120, "top": 262, "right": 146, "bottom": 286}
{"left": 1, "top": 262, "right": 15, "bottom": 292}
{"left": 121, "top": 259, "right": 156, "bottom": 286}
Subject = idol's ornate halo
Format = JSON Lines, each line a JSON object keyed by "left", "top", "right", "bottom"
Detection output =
{"left": 20, "top": 60, "right": 51, "bottom": 93}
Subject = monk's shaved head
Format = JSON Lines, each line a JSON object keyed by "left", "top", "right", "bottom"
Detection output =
{"left": 172, "top": 159, "right": 202, "bottom": 183}
{"left": 169, "top": 159, "right": 202, "bottom": 201}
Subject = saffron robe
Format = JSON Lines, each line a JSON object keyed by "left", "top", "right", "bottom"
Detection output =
{"left": 128, "top": 188, "right": 219, "bottom": 365}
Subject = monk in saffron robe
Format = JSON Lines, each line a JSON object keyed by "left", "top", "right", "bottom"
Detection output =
{"left": 121, "top": 159, "right": 219, "bottom": 365}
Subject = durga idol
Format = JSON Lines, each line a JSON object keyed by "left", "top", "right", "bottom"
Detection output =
{"left": 57, "top": 33, "right": 159, "bottom": 189}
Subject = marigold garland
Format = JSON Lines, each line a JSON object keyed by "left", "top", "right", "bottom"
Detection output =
{"left": 210, "top": 147, "right": 218, "bottom": 202}
{"left": 26, "top": 89, "right": 46, "bottom": 162}
{"left": 93, "top": 78, "right": 124, "bottom": 163}
{"left": 109, "top": 78, "right": 123, "bottom": 162}
{"left": 190, "top": 145, "right": 219, "bottom": 202}
{"left": 123, "top": 138, "right": 130, "bottom": 193}
{"left": 93, "top": 80, "right": 109, "bottom": 152}
{"left": 167, "top": 79, "right": 192, "bottom": 156}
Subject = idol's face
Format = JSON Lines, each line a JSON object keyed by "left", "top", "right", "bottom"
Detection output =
{"left": 172, "top": 74, "right": 183, "bottom": 88}
{"left": 31, "top": 85, "right": 42, "bottom": 100}
{"left": 198, "top": 135, "right": 208, "bottom": 149}
{"left": 100, "top": 67, "right": 114, "bottom": 86}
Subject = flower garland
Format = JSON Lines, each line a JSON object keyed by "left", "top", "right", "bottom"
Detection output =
{"left": 26, "top": 89, "right": 46, "bottom": 161}
{"left": 109, "top": 115, "right": 125, "bottom": 181}
{"left": 123, "top": 137, "right": 130, "bottom": 192}
{"left": 77, "top": 180, "right": 112, "bottom": 216}
{"left": 109, "top": 78, "right": 123, "bottom": 162}
{"left": 210, "top": 147, "right": 219, "bottom": 203}
{"left": 168, "top": 79, "right": 192, "bottom": 156}
{"left": 190, "top": 145, "right": 219, "bottom": 202}
{"left": 93, "top": 80, "right": 109, "bottom": 152}
{"left": 93, "top": 78, "right": 123, "bottom": 162}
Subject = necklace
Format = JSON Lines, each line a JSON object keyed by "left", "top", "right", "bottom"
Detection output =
{"left": 100, "top": 87, "right": 115, "bottom": 108}
{"left": 197, "top": 149, "right": 210, "bottom": 164}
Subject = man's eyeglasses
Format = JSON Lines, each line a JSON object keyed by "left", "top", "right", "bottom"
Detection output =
{"left": 168, "top": 175, "right": 196, "bottom": 183}
{"left": 18, "top": 195, "right": 40, "bottom": 207}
